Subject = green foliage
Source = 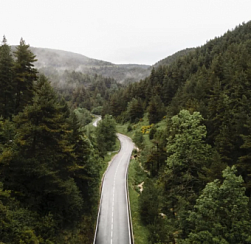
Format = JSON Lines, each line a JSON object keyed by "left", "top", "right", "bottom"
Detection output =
{"left": 147, "top": 95, "right": 166, "bottom": 124}
{"left": 0, "top": 71, "right": 102, "bottom": 242}
{"left": 0, "top": 182, "right": 47, "bottom": 243}
{"left": 0, "top": 117, "right": 15, "bottom": 153}
{"left": 0, "top": 38, "right": 110, "bottom": 243}
{"left": 183, "top": 166, "right": 251, "bottom": 244}
{"left": 161, "top": 110, "right": 213, "bottom": 239}
{"left": 114, "top": 22, "right": 251, "bottom": 243}
{"left": 1, "top": 76, "right": 83, "bottom": 224}
{"left": 0, "top": 36, "right": 15, "bottom": 119}
{"left": 74, "top": 107, "right": 93, "bottom": 127}
{"left": 139, "top": 178, "right": 159, "bottom": 225}
{"left": 95, "top": 114, "right": 117, "bottom": 157}
{"left": 166, "top": 110, "right": 211, "bottom": 171}
{"left": 13, "top": 38, "right": 38, "bottom": 114}
{"left": 154, "top": 48, "right": 195, "bottom": 67}
{"left": 138, "top": 177, "right": 171, "bottom": 244}
{"left": 127, "top": 97, "right": 144, "bottom": 123}
{"left": 133, "top": 131, "right": 144, "bottom": 149}
{"left": 166, "top": 110, "right": 212, "bottom": 189}
{"left": 149, "top": 126, "right": 157, "bottom": 140}
{"left": 55, "top": 71, "right": 121, "bottom": 114}
{"left": 128, "top": 158, "right": 149, "bottom": 244}
{"left": 127, "top": 124, "right": 132, "bottom": 132}
{"left": 91, "top": 106, "right": 103, "bottom": 115}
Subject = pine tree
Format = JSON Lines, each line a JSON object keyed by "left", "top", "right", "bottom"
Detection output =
{"left": 127, "top": 97, "right": 144, "bottom": 123}
{"left": 68, "top": 112, "right": 101, "bottom": 211}
{"left": 147, "top": 95, "right": 166, "bottom": 124}
{"left": 1, "top": 75, "right": 83, "bottom": 224}
{"left": 0, "top": 36, "right": 15, "bottom": 119}
{"left": 13, "top": 38, "right": 38, "bottom": 114}
{"left": 238, "top": 115, "right": 251, "bottom": 195}
{"left": 95, "top": 115, "right": 117, "bottom": 157}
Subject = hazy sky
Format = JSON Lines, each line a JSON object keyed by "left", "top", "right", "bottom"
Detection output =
{"left": 1, "top": 0, "right": 251, "bottom": 65}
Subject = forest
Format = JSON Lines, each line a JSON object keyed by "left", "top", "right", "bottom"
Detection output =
{"left": 104, "top": 21, "right": 251, "bottom": 243}
{"left": 1, "top": 20, "right": 251, "bottom": 244}
{"left": 0, "top": 37, "right": 117, "bottom": 243}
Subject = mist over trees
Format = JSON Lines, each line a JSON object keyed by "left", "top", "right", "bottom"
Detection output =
{"left": 27, "top": 46, "right": 151, "bottom": 84}
{"left": 0, "top": 37, "right": 110, "bottom": 243}
{"left": 2, "top": 20, "right": 251, "bottom": 244}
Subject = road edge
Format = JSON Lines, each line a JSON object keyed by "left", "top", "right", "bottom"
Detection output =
{"left": 124, "top": 135, "right": 135, "bottom": 244}
{"left": 118, "top": 133, "right": 135, "bottom": 244}
{"left": 92, "top": 135, "right": 122, "bottom": 244}
{"left": 93, "top": 133, "right": 134, "bottom": 244}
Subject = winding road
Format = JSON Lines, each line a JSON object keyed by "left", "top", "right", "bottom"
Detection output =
{"left": 93, "top": 117, "right": 134, "bottom": 244}
{"left": 93, "top": 115, "right": 102, "bottom": 127}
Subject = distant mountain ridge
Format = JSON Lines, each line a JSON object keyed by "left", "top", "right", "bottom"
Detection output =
{"left": 28, "top": 47, "right": 151, "bottom": 83}
{"left": 11, "top": 46, "right": 196, "bottom": 84}
{"left": 29, "top": 47, "right": 113, "bottom": 69}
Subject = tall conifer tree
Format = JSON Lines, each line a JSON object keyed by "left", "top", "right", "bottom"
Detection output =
{"left": 13, "top": 38, "right": 37, "bottom": 114}
{"left": 1, "top": 75, "right": 83, "bottom": 223}
{"left": 0, "top": 36, "right": 15, "bottom": 118}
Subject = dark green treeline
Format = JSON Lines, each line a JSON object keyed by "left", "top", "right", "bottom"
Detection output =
{"left": 102, "top": 22, "right": 251, "bottom": 243}
{"left": 0, "top": 37, "right": 104, "bottom": 243}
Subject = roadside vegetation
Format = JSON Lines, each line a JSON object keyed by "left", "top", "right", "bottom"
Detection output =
{"left": 0, "top": 38, "right": 117, "bottom": 243}
{"left": 113, "top": 22, "right": 251, "bottom": 243}
{"left": 128, "top": 154, "right": 149, "bottom": 244}
{"left": 2, "top": 20, "right": 251, "bottom": 244}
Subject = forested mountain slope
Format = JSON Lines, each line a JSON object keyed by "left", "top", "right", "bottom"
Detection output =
{"left": 153, "top": 47, "right": 195, "bottom": 68}
{"left": 2, "top": 19, "right": 251, "bottom": 244}
{"left": 11, "top": 46, "right": 195, "bottom": 85}
{"left": 105, "top": 21, "right": 251, "bottom": 243}
{"left": 0, "top": 37, "right": 115, "bottom": 243}
{"left": 23, "top": 47, "right": 151, "bottom": 84}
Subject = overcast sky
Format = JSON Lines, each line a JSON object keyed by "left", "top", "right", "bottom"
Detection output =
{"left": 1, "top": 0, "right": 251, "bottom": 65}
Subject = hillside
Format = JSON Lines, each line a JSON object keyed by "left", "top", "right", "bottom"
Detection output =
{"left": 11, "top": 46, "right": 196, "bottom": 85}
{"left": 105, "top": 21, "right": 251, "bottom": 243}
{"left": 0, "top": 40, "right": 110, "bottom": 243}
{"left": 153, "top": 47, "right": 196, "bottom": 67}
{"left": 28, "top": 47, "right": 151, "bottom": 83}
{"left": 10, "top": 46, "right": 198, "bottom": 85}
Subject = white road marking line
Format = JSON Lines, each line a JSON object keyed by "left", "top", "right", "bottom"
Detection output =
{"left": 110, "top": 149, "right": 130, "bottom": 244}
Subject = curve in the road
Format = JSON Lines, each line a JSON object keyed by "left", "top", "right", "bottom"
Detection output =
{"left": 93, "top": 133, "right": 134, "bottom": 244}
{"left": 93, "top": 115, "right": 102, "bottom": 127}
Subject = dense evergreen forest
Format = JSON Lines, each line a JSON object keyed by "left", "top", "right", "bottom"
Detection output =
{"left": 2, "top": 20, "right": 251, "bottom": 244}
{"left": 0, "top": 37, "right": 118, "bottom": 243}
{"left": 103, "top": 21, "right": 251, "bottom": 243}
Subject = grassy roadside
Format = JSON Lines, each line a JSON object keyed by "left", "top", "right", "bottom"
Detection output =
{"left": 116, "top": 113, "right": 155, "bottom": 148}
{"left": 117, "top": 114, "right": 168, "bottom": 244}
{"left": 117, "top": 120, "right": 150, "bottom": 243}
{"left": 128, "top": 156, "right": 149, "bottom": 244}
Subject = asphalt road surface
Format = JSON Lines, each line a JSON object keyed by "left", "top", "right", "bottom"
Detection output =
{"left": 94, "top": 133, "right": 134, "bottom": 244}
{"left": 93, "top": 115, "right": 102, "bottom": 127}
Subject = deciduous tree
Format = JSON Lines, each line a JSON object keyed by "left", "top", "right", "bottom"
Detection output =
{"left": 183, "top": 166, "right": 251, "bottom": 244}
